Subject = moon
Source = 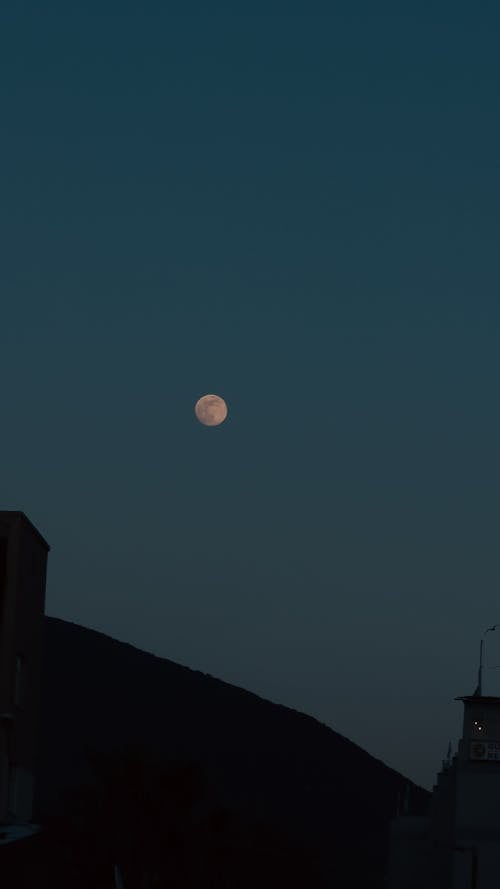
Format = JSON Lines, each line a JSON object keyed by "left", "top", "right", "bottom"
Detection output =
{"left": 195, "top": 394, "right": 228, "bottom": 427}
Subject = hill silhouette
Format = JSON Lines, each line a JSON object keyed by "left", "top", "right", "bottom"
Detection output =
{"left": 33, "top": 616, "right": 430, "bottom": 886}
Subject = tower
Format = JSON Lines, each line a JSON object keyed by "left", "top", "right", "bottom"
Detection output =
{"left": 387, "top": 634, "right": 500, "bottom": 888}
{"left": 449, "top": 694, "right": 500, "bottom": 887}
{"left": 0, "top": 512, "right": 50, "bottom": 824}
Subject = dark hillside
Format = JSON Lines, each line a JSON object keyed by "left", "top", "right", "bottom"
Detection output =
{"left": 34, "top": 616, "right": 430, "bottom": 886}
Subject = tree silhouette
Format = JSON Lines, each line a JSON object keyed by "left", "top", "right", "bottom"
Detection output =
{"left": 48, "top": 743, "right": 325, "bottom": 888}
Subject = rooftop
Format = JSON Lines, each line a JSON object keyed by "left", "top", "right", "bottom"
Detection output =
{"left": 0, "top": 511, "right": 50, "bottom": 551}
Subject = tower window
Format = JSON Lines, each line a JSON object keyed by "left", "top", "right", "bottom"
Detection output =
{"left": 471, "top": 716, "right": 496, "bottom": 736}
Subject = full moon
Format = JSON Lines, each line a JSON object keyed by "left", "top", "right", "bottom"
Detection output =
{"left": 194, "top": 394, "right": 228, "bottom": 427}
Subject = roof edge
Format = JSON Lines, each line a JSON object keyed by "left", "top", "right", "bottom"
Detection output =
{"left": 0, "top": 511, "right": 50, "bottom": 551}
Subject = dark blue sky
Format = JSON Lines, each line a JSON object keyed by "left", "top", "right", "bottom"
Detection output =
{"left": 2, "top": 2, "right": 500, "bottom": 789}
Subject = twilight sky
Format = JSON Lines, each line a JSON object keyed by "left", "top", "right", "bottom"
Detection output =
{"left": 1, "top": 1, "right": 500, "bottom": 791}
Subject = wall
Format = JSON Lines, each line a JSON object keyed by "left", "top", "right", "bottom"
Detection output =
{"left": 386, "top": 815, "right": 437, "bottom": 889}
{"left": 0, "top": 513, "right": 49, "bottom": 824}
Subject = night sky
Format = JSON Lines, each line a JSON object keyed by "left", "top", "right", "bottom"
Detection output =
{"left": 2, "top": 2, "right": 500, "bottom": 791}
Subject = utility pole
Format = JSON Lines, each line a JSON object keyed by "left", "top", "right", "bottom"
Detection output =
{"left": 455, "top": 845, "right": 478, "bottom": 889}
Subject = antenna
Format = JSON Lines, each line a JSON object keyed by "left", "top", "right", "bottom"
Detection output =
{"left": 473, "top": 625, "right": 500, "bottom": 696}
{"left": 442, "top": 741, "right": 452, "bottom": 770}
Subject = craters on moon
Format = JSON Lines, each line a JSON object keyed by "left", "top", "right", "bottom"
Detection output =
{"left": 194, "top": 394, "right": 228, "bottom": 427}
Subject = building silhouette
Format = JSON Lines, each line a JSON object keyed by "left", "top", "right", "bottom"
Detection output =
{"left": 0, "top": 512, "right": 50, "bottom": 826}
{"left": 387, "top": 667, "right": 500, "bottom": 887}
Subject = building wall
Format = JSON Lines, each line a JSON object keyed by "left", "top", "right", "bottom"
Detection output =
{"left": 387, "top": 696, "right": 500, "bottom": 888}
{"left": 0, "top": 748, "right": 8, "bottom": 821}
{"left": 428, "top": 763, "right": 457, "bottom": 887}
{"left": 453, "top": 763, "right": 500, "bottom": 889}
{"left": 385, "top": 816, "right": 437, "bottom": 889}
{"left": 0, "top": 513, "right": 49, "bottom": 824}
{"left": 463, "top": 841, "right": 500, "bottom": 889}
{"left": 455, "top": 762, "right": 500, "bottom": 835}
